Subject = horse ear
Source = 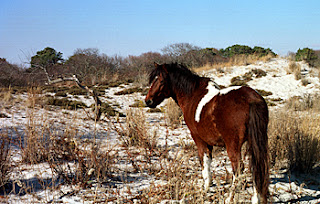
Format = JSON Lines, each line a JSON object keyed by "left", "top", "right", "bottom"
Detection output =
{"left": 154, "top": 62, "right": 159, "bottom": 68}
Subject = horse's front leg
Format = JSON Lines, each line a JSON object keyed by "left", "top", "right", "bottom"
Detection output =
{"left": 192, "top": 134, "right": 213, "bottom": 191}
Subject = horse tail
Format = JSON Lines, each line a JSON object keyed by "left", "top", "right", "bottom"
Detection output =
{"left": 248, "top": 101, "right": 269, "bottom": 203}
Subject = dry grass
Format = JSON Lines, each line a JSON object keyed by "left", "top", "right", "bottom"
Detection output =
{"left": 286, "top": 94, "right": 320, "bottom": 112}
{"left": 287, "top": 61, "right": 302, "bottom": 80}
{"left": 142, "top": 149, "right": 206, "bottom": 203}
{"left": 25, "top": 87, "right": 45, "bottom": 108}
{"left": 269, "top": 110, "right": 320, "bottom": 173}
{"left": 0, "top": 89, "right": 13, "bottom": 103}
{"left": 121, "top": 108, "right": 158, "bottom": 151}
{"left": 164, "top": 98, "right": 183, "bottom": 128}
{"left": 18, "top": 106, "right": 117, "bottom": 186}
{"left": 270, "top": 94, "right": 320, "bottom": 172}
{"left": 193, "top": 53, "right": 274, "bottom": 72}
{"left": 0, "top": 130, "right": 11, "bottom": 189}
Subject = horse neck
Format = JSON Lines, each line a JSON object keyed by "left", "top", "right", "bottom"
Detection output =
{"left": 171, "top": 77, "right": 210, "bottom": 112}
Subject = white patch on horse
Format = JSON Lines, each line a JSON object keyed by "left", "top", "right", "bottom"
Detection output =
{"left": 195, "top": 82, "right": 242, "bottom": 122}
{"left": 195, "top": 81, "right": 219, "bottom": 122}
{"left": 219, "top": 86, "right": 242, "bottom": 95}
{"left": 251, "top": 185, "right": 261, "bottom": 204}
{"left": 202, "top": 153, "right": 212, "bottom": 191}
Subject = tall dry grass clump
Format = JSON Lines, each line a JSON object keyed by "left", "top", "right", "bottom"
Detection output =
{"left": 123, "top": 108, "right": 157, "bottom": 150}
{"left": 21, "top": 110, "right": 50, "bottom": 163}
{"left": 286, "top": 94, "right": 320, "bottom": 112}
{"left": 287, "top": 61, "right": 302, "bottom": 80}
{"left": 0, "top": 131, "right": 11, "bottom": 189}
{"left": 164, "top": 99, "right": 183, "bottom": 128}
{"left": 0, "top": 88, "right": 14, "bottom": 104}
{"left": 26, "top": 87, "right": 45, "bottom": 108}
{"left": 269, "top": 111, "right": 320, "bottom": 173}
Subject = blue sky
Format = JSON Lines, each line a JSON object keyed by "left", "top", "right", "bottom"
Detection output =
{"left": 1, "top": 0, "right": 319, "bottom": 65}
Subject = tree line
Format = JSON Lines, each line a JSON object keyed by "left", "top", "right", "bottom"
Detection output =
{"left": 1, "top": 43, "right": 318, "bottom": 87}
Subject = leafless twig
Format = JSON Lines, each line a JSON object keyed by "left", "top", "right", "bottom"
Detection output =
{"left": 37, "top": 64, "right": 102, "bottom": 121}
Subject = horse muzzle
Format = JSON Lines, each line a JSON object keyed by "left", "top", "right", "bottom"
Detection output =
{"left": 145, "top": 99, "right": 156, "bottom": 108}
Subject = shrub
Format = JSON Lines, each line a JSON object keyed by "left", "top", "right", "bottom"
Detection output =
{"left": 45, "top": 97, "right": 87, "bottom": 110}
{"left": 230, "top": 68, "right": 267, "bottom": 87}
{"left": 147, "top": 108, "right": 162, "bottom": 113}
{"left": 55, "top": 91, "right": 68, "bottom": 97}
{"left": 219, "top": 45, "right": 253, "bottom": 57}
{"left": 114, "top": 87, "right": 144, "bottom": 95}
{"left": 295, "top": 48, "right": 318, "bottom": 67}
{"left": 129, "top": 100, "right": 146, "bottom": 108}
{"left": 91, "top": 102, "right": 125, "bottom": 117}
{"left": 301, "top": 79, "right": 310, "bottom": 86}
{"left": 0, "top": 58, "right": 28, "bottom": 87}
{"left": 230, "top": 76, "right": 248, "bottom": 86}
{"left": 256, "top": 89, "right": 272, "bottom": 97}
{"left": 68, "top": 86, "right": 88, "bottom": 95}
{"left": 242, "top": 71, "right": 253, "bottom": 81}
{"left": 42, "top": 85, "right": 69, "bottom": 93}
{"left": 219, "top": 44, "right": 276, "bottom": 58}
{"left": 251, "top": 68, "right": 267, "bottom": 78}
{"left": 252, "top": 46, "right": 276, "bottom": 57}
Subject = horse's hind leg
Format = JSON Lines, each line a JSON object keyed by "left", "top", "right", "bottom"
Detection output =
{"left": 192, "top": 135, "right": 213, "bottom": 191}
{"left": 226, "top": 143, "right": 242, "bottom": 176}
{"left": 225, "top": 143, "right": 242, "bottom": 203}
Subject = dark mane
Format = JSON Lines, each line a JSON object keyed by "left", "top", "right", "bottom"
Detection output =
{"left": 149, "top": 63, "right": 202, "bottom": 96}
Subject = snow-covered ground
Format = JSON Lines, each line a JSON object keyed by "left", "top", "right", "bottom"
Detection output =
{"left": 203, "top": 58, "right": 320, "bottom": 101}
{"left": 0, "top": 58, "right": 320, "bottom": 203}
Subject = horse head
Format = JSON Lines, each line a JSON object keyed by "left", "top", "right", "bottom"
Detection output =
{"left": 145, "top": 63, "right": 172, "bottom": 108}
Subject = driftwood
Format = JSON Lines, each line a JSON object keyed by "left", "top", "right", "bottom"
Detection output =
{"left": 46, "top": 75, "right": 102, "bottom": 121}
{"left": 35, "top": 63, "right": 102, "bottom": 121}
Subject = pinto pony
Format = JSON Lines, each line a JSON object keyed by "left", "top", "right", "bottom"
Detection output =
{"left": 145, "top": 63, "right": 269, "bottom": 203}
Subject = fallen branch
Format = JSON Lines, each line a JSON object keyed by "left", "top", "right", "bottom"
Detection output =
{"left": 35, "top": 63, "right": 102, "bottom": 121}
{"left": 48, "top": 75, "right": 102, "bottom": 121}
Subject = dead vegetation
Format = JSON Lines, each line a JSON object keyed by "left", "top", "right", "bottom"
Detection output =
{"left": 1, "top": 76, "right": 320, "bottom": 203}
{"left": 164, "top": 98, "right": 183, "bottom": 128}
{"left": 193, "top": 53, "right": 275, "bottom": 72}
{"left": 230, "top": 68, "right": 267, "bottom": 86}
{"left": 0, "top": 131, "right": 11, "bottom": 190}
{"left": 269, "top": 111, "right": 320, "bottom": 173}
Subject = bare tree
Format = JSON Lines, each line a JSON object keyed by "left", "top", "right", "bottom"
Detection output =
{"left": 0, "top": 58, "right": 28, "bottom": 87}
{"left": 35, "top": 63, "right": 102, "bottom": 121}
{"left": 161, "top": 43, "right": 201, "bottom": 58}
